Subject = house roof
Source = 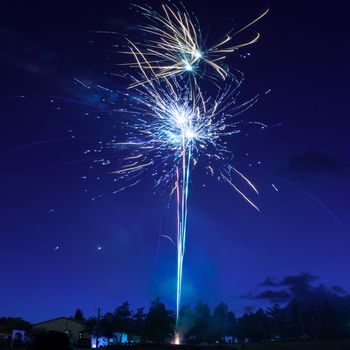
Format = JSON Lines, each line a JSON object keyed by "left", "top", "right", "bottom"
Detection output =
{"left": 34, "top": 317, "right": 85, "bottom": 326}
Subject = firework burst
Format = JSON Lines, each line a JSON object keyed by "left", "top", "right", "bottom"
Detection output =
{"left": 124, "top": 4, "right": 268, "bottom": 87}
{"left": 103, "top": 2, "right": 268, "bottom": 335}
{"left": 109, "top": 70, "right": 261, "bottom": 327}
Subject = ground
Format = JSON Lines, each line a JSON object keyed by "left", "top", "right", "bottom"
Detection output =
{"left": 2, "top": 341, "right": 350, "bottom": 350}
{"left": 244, "top": 340, "right": 350, "bottom": 350}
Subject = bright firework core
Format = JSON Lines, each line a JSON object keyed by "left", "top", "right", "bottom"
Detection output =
{"left": 184, "top": 50, "right": 202, "bottom": 72}
{"left": 173, "top": 109, "right": 196, "bottom": 142}
{"left": 184, "top": 62, "right": 193, "bottom": 71}
{"left": 159, "top": 99, "right": 203, "bottom": 151}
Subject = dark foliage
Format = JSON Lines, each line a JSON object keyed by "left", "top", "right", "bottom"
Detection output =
{"left": 145, "top": 298, "right": 175, "bottom": 343}
{"left": 75, "top": 336, "right": 92, "bottom": 348}
{"left": 104, "top": 346, "right": 237, "bottom": 350}
{"left": 0, "top": 317, "right": 32, "bottom": 333}
{"left": 27, "top": 330, "right": 73, "bottom": 350}
{"left": 74, "top": 308, "right": 85, "bottom": 322}
{"left": 3, "top": 289, "right": 350, "bottom": 346}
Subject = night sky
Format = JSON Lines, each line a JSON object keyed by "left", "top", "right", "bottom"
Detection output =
{"left": 1, "top": 0, "right": 349, "bottom": 322}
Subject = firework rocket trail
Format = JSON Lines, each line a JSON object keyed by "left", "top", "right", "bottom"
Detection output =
{"left": 110, "top": 73, "right": 260, "bottom": 330}
{"left": 175, "top": 138, "right": 192, "bottom": 325}
{"left": 107, "top": 3, "right": 268, "bottom": 333}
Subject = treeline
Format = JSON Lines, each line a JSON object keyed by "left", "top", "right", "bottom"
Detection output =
{"left": 2, "top": 297, "right": 350, "bottom": 345}
{"left": 85, "top": 298, "right": 174, "bottom": 344}
{"left": 84, "top": 298, "right": 350, "bottom": 343}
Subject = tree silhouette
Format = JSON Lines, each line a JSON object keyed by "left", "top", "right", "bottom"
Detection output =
{"left": 227, "top": 311, "right": 237, "bottom": 340}
{"left": 132, "top": 307, "right": 146, "bottom": 341}
{"left": 212, "top": 302, "right": 229, "bottom": 342}
{"left": 3, "top": 288, "right": 350, "bottom": 346}
{"left": 317, "top": 301, "right": 338, "bottom": 340}
{"left": 145, "top": 298, "right": 175, "bottom": 343}
{"left": 114, "top": 301, "right": 133, "bottom": 342}
{"left": 178, "top": 305, "right": 196, "bottom": 342}
{"left": 0, "top": 317, "right": 32, "bottom": 334}
{"left": 100, "top": 312, "right": 115, "bottom": 344}
{"left": 84, "top": 317, "right": 98, "bottom": 337}
{"left": 267, "top": 304, "right": 288, "bottom": 339}
{"left": 237, "top": 309, "right": 271, "bottom": 342}
{"left": 192, "top": 301, "right": 212, "bottom": 343}
{"left": 73, "top": 308, "right": 85, "bottom": 322}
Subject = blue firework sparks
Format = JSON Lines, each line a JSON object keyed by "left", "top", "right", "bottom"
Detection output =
{"left": 91, "top": 2, "right": 268, "bottom": 336}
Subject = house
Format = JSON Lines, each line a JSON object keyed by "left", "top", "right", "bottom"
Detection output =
{"left": 33, "top": 317, "right": 85, "bottom": 343}
{"left": 0, "top": 328, "right": 28, "bottom": 346}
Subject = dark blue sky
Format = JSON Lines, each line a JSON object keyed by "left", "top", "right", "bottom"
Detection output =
{"left": 1, "top": 0, "right": 349, "bottom": 322}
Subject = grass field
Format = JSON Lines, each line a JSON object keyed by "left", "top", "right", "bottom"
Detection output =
{"left": 243, "top": 340, "right": 350, "bottom": 350}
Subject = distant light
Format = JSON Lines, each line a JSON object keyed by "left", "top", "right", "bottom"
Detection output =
{"left": 97, "top": 245, "right": 103, "bottom": 251}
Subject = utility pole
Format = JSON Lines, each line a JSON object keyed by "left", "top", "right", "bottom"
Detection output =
{"left": 96, "top": 307, "right": 101, "bottom": 348}
{"left": 297, "top": 304, "right": 306, "bottom": 338}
